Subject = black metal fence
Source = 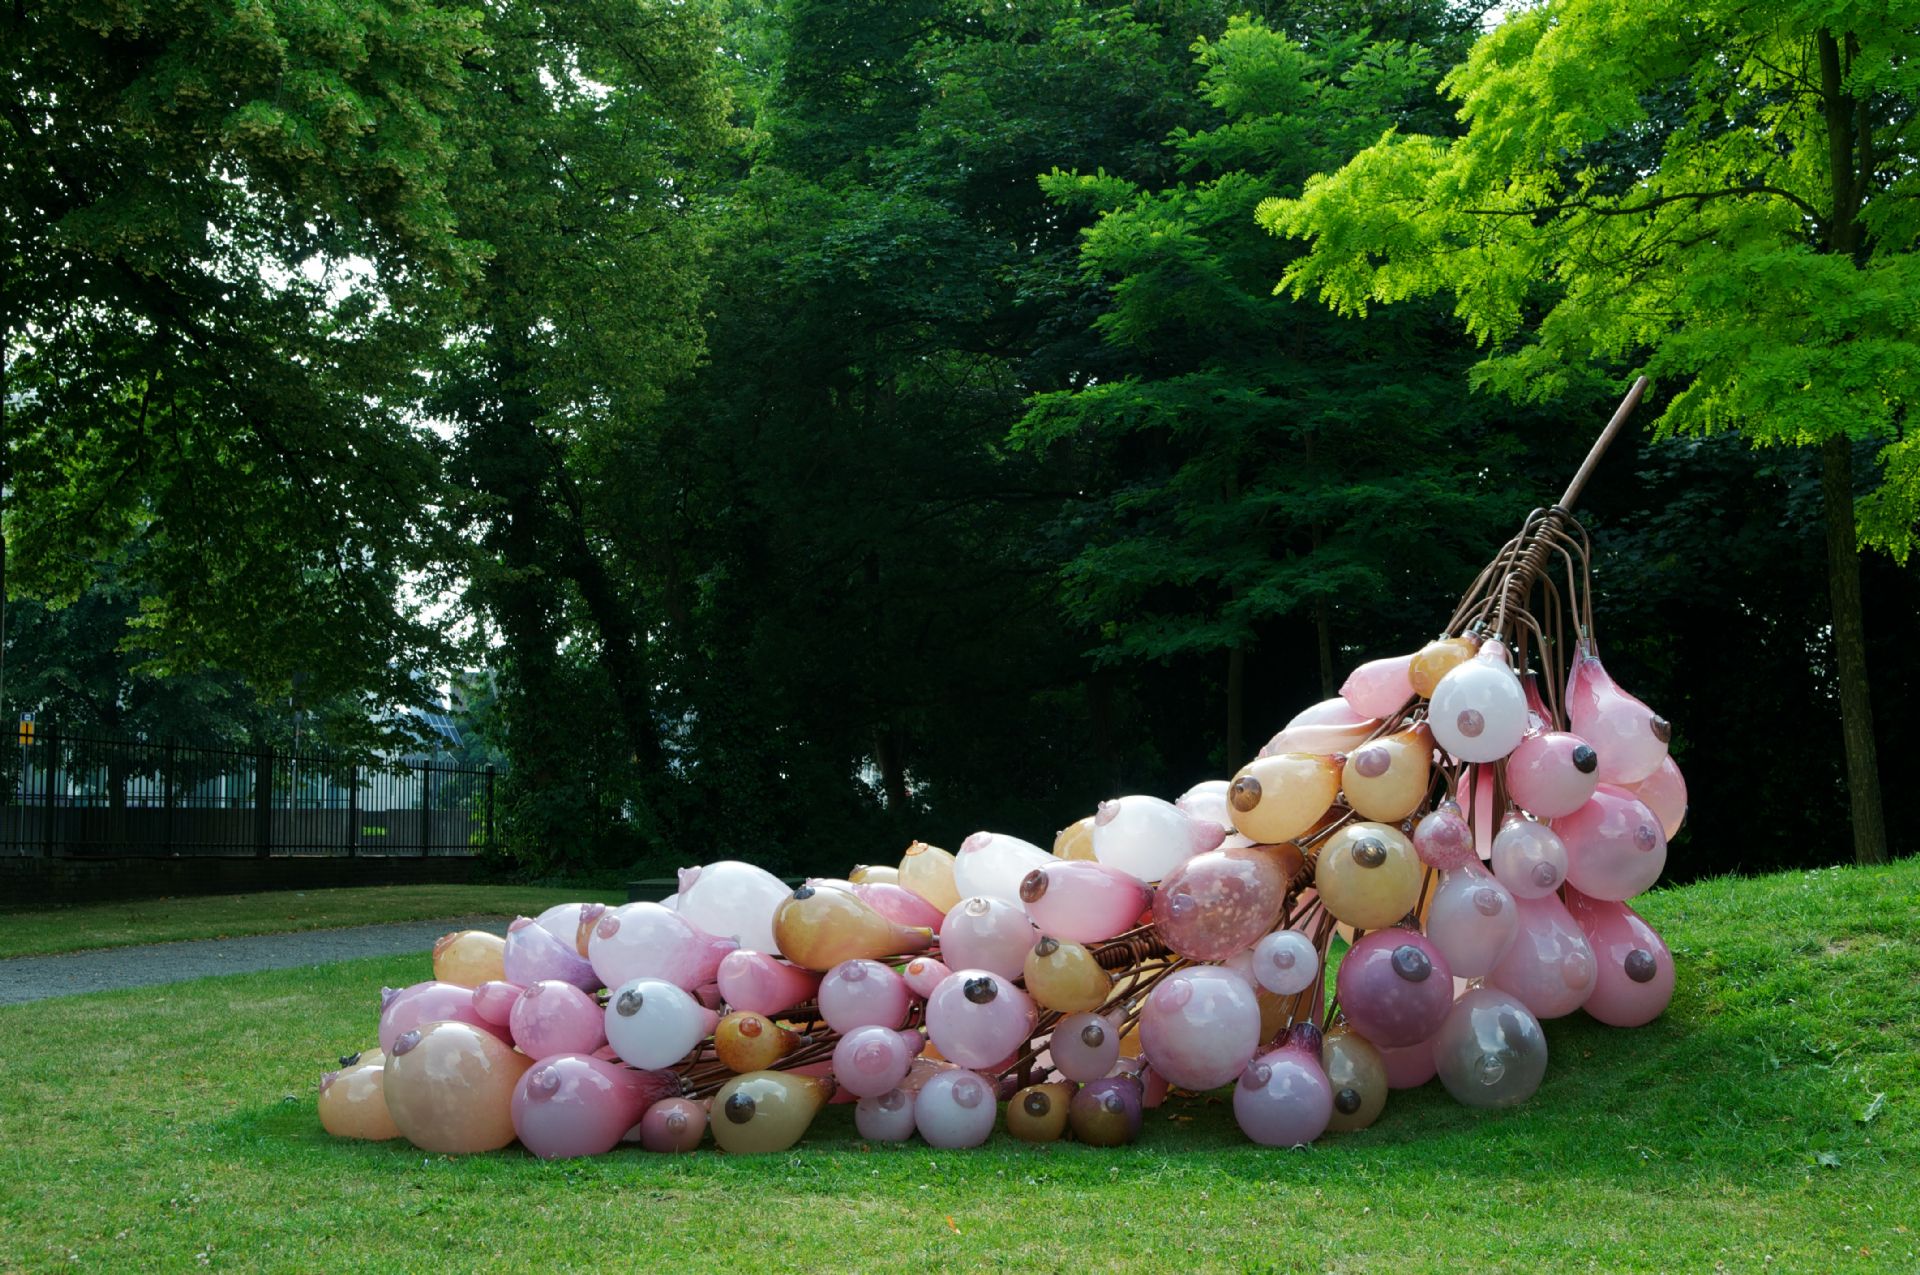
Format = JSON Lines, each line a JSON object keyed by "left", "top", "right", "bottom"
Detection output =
{"left": 1, "top": 728, "right": 495, "bottom": 858}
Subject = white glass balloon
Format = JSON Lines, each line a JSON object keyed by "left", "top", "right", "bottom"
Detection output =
{"left": 1092, "top": 794, "right": 1210, "bottom": 882}
{"left": 1251, "top": 930, "right": 1320, "bottom": 996}
{"left": 1428, "top": 641, "right": 1528, "bottom": 763}
{"left": 952, "top": 832, "right": 1053, "bottom": 905}
{"left": 1425, "top": 860, "right": 1519, "bottom": 978}
{"left": 604, "top": 978, "right": 718, "bottom": 1071}
{"left": 675, "top": 860, "right": 790, "bottom": 956}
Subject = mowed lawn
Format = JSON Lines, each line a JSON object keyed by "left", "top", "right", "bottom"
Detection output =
{"left": 1, "top": 863, "right": 1916, "bottom": 1272}
{"left": 0, "top": 885, "right": 624, "bottom": 959}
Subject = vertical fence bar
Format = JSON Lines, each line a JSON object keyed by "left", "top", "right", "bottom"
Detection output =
{"left": 347, "top": 762, "right": 359, "bottom": 858}
{"left": 163, "top": 741, "right": 177, "bottom": 855}
{"left": 41, "top": 729, "right": 59, "bottom": 858}
{"left": 254, "top": 747, "right": 273, "bottom": 858}
{"left": 420, "top": 762, "right": 432, "bottom": 856}
{"left": 484, "top": 764, "right": 496, "bottom": 854}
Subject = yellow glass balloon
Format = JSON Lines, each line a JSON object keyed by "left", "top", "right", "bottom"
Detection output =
{"left": 1006, "top": 1082, "right": 1074, "bottom": 1142}
{"left": 1052, "top": 816, "right": 1097, "bottom": 861}
{"left": 772, "top": 884, "right": 934, "bottom": 971}
{"left": 1228, "top": 753, "right": 1340, "bottom": 844}
{"left": 317, "top": 1060, "right": 399, "bottom": 1141}
{"left": 383, "top": 1020, "right": 531, "bottom": 1154}
{"left": 1340, "top": 727, "right": 1433, "bottom": 823}
{"left": 1023, "top": 937, "right": 1112, "bottom": 1014}
{"left": 1322, "top": 1025, "right": 1390, "bottom": 1132}
{"left": 714, "top": 1011, "right": 802, "bottom": 1073}
{"left": 1314, "top": 822, "right": 1422, "bottom": 929}
{"left": 898, "top": 841, "right": 961, "bottom": 913}
{"left": 710, "top": 1071, "right": 834, "bottom": 1154}
{"left": 849, "top": 864, "right": 900, "bottom": 886}
{"left": 1409, "top": 636, "right": 1478, "bottom": 698}
{"left": 431, "top": 930, "right": 506, "bottom": 988}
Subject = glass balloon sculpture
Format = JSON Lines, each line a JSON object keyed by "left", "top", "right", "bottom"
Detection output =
{"left": 317, "top": 391, "right": 1683, "bottom": 1160}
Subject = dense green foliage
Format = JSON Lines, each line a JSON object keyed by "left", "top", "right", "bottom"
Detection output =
{"left": 5, "top": 0, "right": 1917, "bottom": 878}
{"left": 2, "top": 860, "right": 1916, "bottom": 1269}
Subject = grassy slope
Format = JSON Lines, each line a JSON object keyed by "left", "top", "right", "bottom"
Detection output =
{"left": 0, "top": 886, "right": 624, "bottom": 959}
{"left": 0, "top": 861, "right": 1915, "bottom": 1273}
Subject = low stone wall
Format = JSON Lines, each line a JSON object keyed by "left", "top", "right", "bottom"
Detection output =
{"left": 0, "top": 854, "right": 484, "bottom": 907}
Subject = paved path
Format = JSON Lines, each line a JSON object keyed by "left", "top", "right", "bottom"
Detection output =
{"left": 0, "top": 915, "right": 505, "bottom": 1006}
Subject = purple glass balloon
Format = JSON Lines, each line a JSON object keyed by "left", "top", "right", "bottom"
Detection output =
{"left": 832, "top": 1026, "right": 924, "bottom": 1099}
{"left": 511, "top": 1054, "right": 669, "bottom": 1159}
{"left": 1138, "top": 966, "right": 1261, "bottom": 1091}
{"left": 471, "top": 980, "right": 525, "bottom": 1028}
{"left": 1413, "top": 800, "right": 1477, "bottom": 870}
{"left": 1017, "top": 861, "right": 1151, "bottom": 945}
{"left": 637, "top": 1096, "right": 707, "bottom": 1153}
{"left": 1487, "top": 891, "right": 1597, "bottom": 1019}
{"left": 509, "top": 979, "right": 607, "bottom": 1061}
{"left": 819, "top": 959, "right": 913, "bottom": 1034}
{"left": 1425, "top": 860, "right": 1518, "bottom": 978}
{"left": 1506, "top": 731, "right": 1600, "bottom": 818}
{"left": 1151, "top": 845, "right": 1289, "bottom": 961}
{"left": 1489, "top": 815, "right": 1569, "bottom": 900}
{"left": 588, "top": 903, "right": 737, "bottom": 992}
{"left": 1233, "top": 1028, "right": 1332, "bottom": 1147}
{"left": 1334, "top": 930, "right": 1454, "bottom": 1048}
{"left": 1553, "top": 784, "right": 1668, "bottom": 901}
{"left": 914, "top": 1070, "right": 996, "bottom": 1148}
{"left": 924, "top": 970, "right": 1036, "bottom": 1070}
{"left": 504, "top": 916, "right": 600, "bottom": 991}
{"left": 1048, "top": 1012, "right": 1121, "bottom": 1082}
{"left": 1564, "top": 887, "right": 1675, "bottom": 1027}
{"left": 939, "top": 897, "right": 1038, "bottom": 980}
{"left": 855, "top": 1088, "right": 918, "bottom": 1143}
{"left": 377, "top": 981, "right": 507, "bottom": 1055}
{"left": 901, "top": 956, "right": 951, "bottom": 999}
{"left": 1069, "top": 1076, "right": 1145, "bottom": 1146}
{"left": 715, "top": 950, "right": 821, "bottom": 1018}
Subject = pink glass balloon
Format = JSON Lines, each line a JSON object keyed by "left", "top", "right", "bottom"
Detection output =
{"left": 819, "top": 960, "right": 913, "bottom": 1034}
{"left": 855, "top": 1088, "right": 918, "bottom": 1142}
{"left": 532, "top": 902, "right": 595, "bottom": 955}
{"left": 1151, "top": 845, "right": 1290, "bottom": 962}
{"left": 1260, "top": 698, "right": 1379, "bottom": 758}
{"left": 1378, "top": 1037, "right": 1438, "bottom": 1089}
{"left": 1489, "top": 814, "right": 1570, "bottom": 899}
{"left": 589, "top": 903, "right": 737, "bottom": 992}
{"left": 1554, "top": 783, "right": 1668, "bottom": 901}
{"left": 1233, "top": 1025, "right": 1333, "bottom": 1147}
{"left": 503, "top": 916, "right": 599, "bottom": 991}
{"left": 1625, "top": 756, "right": 1688, "bottom": 841}
{"left": 1176, "top": 779, "right": 1234, "bottom": 832}
{"left": 603, "top": 978, "right": 720, "bottom": 1070}
{"left": 377, "top": 981, "right": 506, "bottom": 1055}
{"left": 832, "top": 1026, "right": 924, "bottom": 1098}
{"left": 1429, "top": 641, "right": 1529, "bottom": 763}
{"left": 1340, "top": 652, "right": 1416, "bottom": 718}
{"left": 716, "top": 950, "right": 821, "bottom": 1018}
{"left": 1487, "top": 892, "right": 1597, "bottom": 1019}
{"left": 952, "top": 831, "right": 1053, "bottom": 904}
{"left": 1413, "top": 799, "right": 1477, "bottom": 870}
{"left": 1335, "top": 930, "right": 1454, "bottom": 1048}
{"left": 1467, "top": 765, "right": 1497, "bottom": 860}
{"left": 940, "top": 896, "right": 1039, "bottom": 980}
{"left": 1432, "top": 986, "right": 1548, "bottom": 1108}
{"left": 1138, "top": 966, "right": 1262, "bottom": 1091}
{"left": 1424, "top": 861, "right": 1519, "bottom": 978}
{"left": 1049, "top": 1012, "right": 1121, "bottom": 1082}
{"left": 1564, "top": 887, "right": 1675, "bottom": 1027}
{"left": 383, "top": 1021, "right": 532, "bottom": 1154}
{"left": 914, "top": 1069, "right": 997, "bottom": 1148}
{"left": 1092, "top": 794, "right": 1221, "bottom": 882}
{"left": 509, "top": 980, "right": 607, "bottom": 1061}
{"left": 1017, "top": 860, "right": 1151, "bottom": 945}
{"left": 471, "top": 980, "right": 525, "bottom": 1028}
{"left": 901, "top": 956, "right": 951, "bottom": 999}
{"left": 1506, "top": 730, "right": 1600, "bottom": 818}
{"left": 638, "top": 1096, "right": 707, "bottom": 1153}
{"left": 676, "top": 860, "right": 790, "bottom": 955}
{"left": 512, "top": 1053, "right": 665, "bottom": 1159}
{"left": 1251, "top": 929, "right": 1319, "bottom": 995}
{"left": 924, "top": 970, "right": 1036, "bottom": 1070}
{"left": 853, "top": 882, "right": 947, "bottom": 934}
{"left": 1566, "top": 641, "right": 1670, "bottom": 784}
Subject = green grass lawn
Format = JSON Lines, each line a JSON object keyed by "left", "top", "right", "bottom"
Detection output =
{"left": 1, "top": 861, "right": 1916, "bottom": 1272}
{"left": 0, "top": 884, "right": 623, "bottom": 959}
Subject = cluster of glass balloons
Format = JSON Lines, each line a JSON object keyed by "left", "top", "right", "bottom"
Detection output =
{"left": 319, "top": 636, "right": 1678, "bottom": 1158}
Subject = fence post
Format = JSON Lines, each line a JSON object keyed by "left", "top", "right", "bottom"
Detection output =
{"left": 41, "top": 728, "right": 59, "bottom": 858}
{"left": 347, "top": 763, "right": 359, "bottom": 858}
{"left": 419, "top": 762, "right": 432, "bottom": 857}
{"left": 163, "top": 741, "right": 177, "bottom": 855}
{"left": 254, "top": 748, "right": 273, "bottom": 858}
{"left": 484, "top": 764, "right": 496, "bottom": 854}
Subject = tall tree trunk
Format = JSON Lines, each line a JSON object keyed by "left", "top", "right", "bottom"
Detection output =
{"left": 1225, "top": 643, "right": 1245, "bottom": 771}
{"left": 1820, "top": 436, "right": 1889, "bottom": 864}
{"left": 1314, "top": 595, "right": 1335, "bottom": 700}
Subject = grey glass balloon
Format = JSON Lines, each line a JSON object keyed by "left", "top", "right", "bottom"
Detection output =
{"left": 1432, "top": 986, "right": 1548, "bottom": 1109}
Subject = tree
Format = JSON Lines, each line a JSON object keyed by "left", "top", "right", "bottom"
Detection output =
{"left": 1267, "top": 0, "right": 1920, "bottom": 863}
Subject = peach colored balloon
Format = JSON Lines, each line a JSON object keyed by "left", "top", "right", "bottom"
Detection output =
{"left": 383, "top": 1021, "right": 532, "bottom": 1154}
{"left": 431, "top": 930, "right": 506, "bottom": 988}
{"left": 318, "top": 1060, "right": 399, "bottom": 1141}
